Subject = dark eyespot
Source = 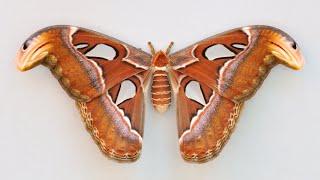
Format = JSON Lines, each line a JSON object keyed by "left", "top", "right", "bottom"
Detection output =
{"left": 291, "top": 41, "right": 297, "bottom": 50}
{"left": 22, "top": 39, "right": 32, "bottom": 50}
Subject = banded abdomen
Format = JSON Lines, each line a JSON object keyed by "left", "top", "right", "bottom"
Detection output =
{"left": 151, "top": 70, "right": 171, "bottom": 112}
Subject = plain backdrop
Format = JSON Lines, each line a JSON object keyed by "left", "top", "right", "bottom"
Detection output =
{"left": 1, "top": 0, "right": 319, "bottom": 179}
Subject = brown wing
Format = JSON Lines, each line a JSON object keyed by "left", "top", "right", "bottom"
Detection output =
{"left": 169, "top": 27, "right": 248, "bottom": 162}
{"left": 178, "top": 92, "right": 243, "bottom": 162}
{"left": 170, "top": 69, "right": 243, "bottom": 162}
{"left": 16, "top": 25, "right": 152, "bottom": 161}
{"left": 169, "top": 25, "right": 304, "bottom": 162}
{"left": 169, "top": 27, "right": 249, "bottom": 98}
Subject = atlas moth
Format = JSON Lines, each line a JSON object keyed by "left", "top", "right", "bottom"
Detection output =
{"left": 16, "top": 25, "right": 304, "bottom": 162}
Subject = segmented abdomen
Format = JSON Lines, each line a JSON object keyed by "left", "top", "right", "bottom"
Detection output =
{"left": 151, "top": 70, "right": 171, "bottom": 113}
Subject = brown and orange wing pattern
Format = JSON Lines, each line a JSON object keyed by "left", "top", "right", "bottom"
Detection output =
{"left": 169, "top": 25, "right": 304, "bottom": 162}
{"left": 16, "top": 25, "right": 152, "bottom": 161}
{"left": 16, "top": 25, "right": 304, "bottom": 163}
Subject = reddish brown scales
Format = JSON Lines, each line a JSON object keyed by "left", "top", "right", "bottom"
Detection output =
{"left": 16, "top": 26, "right": 151, "bottom": 161}
{"left": 151, "top": 70, "right": 171, "bottom": 107}
{"left": 152, "top": 51, "right": 169, "bottom": 67}
{"left": 170, "top": 25, "right": 304, "bottom": 162}
{"left": 16, "top": 25, "right": 304, "bottom": 163}
{"left": 146, "top": 43, "right": 174, "bottom": 113}
{"left": 150, "top": 50, "right": 172, "bottom": 113}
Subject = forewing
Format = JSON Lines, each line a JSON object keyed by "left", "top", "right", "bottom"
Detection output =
{"left": 71, "top": 27, "right": 151, "bottom": 89}
{"left": 169, "top": 27, "right": 249, "bottom": 95}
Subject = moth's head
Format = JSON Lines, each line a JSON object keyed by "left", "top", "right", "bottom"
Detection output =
{"left": 152, "top": 51, "right": 170, "bottom": 67}
{"left": 16, "top": 27, "right": 60, "bottom": 71}
{"left": 148, "top": 41, "right": 174, "bottom": 67}
{"left": 263, "top": 28, "right": 304, "bottom": 70}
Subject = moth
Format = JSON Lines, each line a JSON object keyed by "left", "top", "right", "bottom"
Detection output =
{"left": 16, "top": 25, "right": 304, "bottom": 162}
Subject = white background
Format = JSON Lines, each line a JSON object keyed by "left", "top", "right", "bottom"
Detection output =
{"left": 1, "top": 0, "right": 319, "bottom": 179}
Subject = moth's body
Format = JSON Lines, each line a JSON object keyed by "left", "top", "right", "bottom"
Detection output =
{"left": 150, "top": 53, "right": 171, "bottom": 112}
{"left": 149, "top": 45, "right": 173, "bottom": 112}
{"left": 16, "top": 25, "right": 304, "bottom": 163}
